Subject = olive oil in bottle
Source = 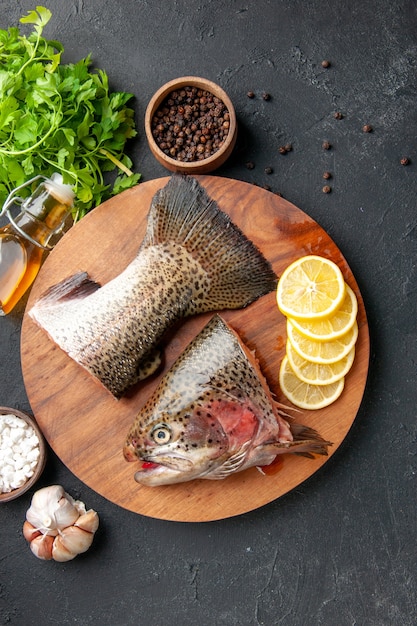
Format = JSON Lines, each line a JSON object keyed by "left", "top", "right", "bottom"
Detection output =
{"left": 0, "top": 174, "right": 75, "bottom": 315}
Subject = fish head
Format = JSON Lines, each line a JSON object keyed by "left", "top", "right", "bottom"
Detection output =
{"left": 123, "top": 396, "right": 231, "bottom": 485}
{"left": 123, "top": 388, "right": 262, "bottom": 486}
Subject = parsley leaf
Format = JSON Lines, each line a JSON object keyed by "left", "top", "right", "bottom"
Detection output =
{"left": 0, "top": 6, "right": 140, "bottom": 221}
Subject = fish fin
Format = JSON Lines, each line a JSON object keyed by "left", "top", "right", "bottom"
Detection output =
{"left": 277, "top": 421, "right": 332, "bottom": 457}
{"left": 205, "top": 442, "right": 252, "bottom": 480}
{"left": 30, "top": 271, "right": 100, "bottom": 309}
{"left": 142, "top": 175, "right": 277, "bottom": 311}
{"left": 136, "top": 348, "right": 163, "bottom": 381}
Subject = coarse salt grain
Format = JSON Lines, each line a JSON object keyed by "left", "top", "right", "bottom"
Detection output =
{"left": 0, "top": 414, "right": 40, "bottom": 493}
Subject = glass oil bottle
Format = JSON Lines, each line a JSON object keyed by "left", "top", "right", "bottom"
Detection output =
{"left": 0, "top": 174, "right": 75, "bottom": 315}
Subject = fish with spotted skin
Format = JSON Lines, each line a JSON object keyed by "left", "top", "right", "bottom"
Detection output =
{"left": 123, "top": 315, "right": 332, "bottom": 486}
{"left": 29, "top": 176, "right": 277, "bottom": 398}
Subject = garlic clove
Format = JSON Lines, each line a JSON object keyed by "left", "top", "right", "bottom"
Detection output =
{"left": 52, "top": 535, "right": 78, "bottom": 562}
{"left": 23, "top": 520, "right": 42, "bottom": 542}
{"left": 53, "top": 526, "right": 94, "bottom": 561}
{"left": 30, "top": 534, "right": 54, "bottom": 560}
{"left": 53, "top": 494, "right": 81, "bottom": 530}
{"left": 74, "top": 510, "right": 99, "bottom": 534}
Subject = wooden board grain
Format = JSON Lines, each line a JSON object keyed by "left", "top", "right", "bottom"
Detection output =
{"left": 21, "top": 176, "right": 369, "bottom": 522}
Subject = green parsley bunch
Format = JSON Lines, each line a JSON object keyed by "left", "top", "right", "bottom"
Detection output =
{"left": 0, "top": 6, "right": 140, "bottom": 220}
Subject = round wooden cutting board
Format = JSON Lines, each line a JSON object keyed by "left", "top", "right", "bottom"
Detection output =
{"left": 21, "top": 176, "right": 369, "bottom": 522}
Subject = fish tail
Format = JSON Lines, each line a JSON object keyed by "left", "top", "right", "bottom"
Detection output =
{"left": 141, "top": 175, "right": 277, "bottom": 311}
{"left": 287, "top": 422, "right": 332, "bottom": 458}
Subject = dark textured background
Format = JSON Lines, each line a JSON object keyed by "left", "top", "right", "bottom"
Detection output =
{"left": 1, "top": 1, "right": 416, "bottom": 625}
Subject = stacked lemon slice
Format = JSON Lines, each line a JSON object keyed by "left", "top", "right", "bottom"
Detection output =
{"left": 276, "top": 255, "right": 358, "bottom": 410}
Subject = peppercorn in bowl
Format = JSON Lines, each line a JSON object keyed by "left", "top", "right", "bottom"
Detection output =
{"left": 145, "top": 77, "right": 237, "bottom": 174}
{"left": 0, "top": 407, "right": 46, "bottom": 502}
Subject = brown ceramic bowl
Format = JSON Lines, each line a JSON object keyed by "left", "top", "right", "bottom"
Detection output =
{"left": 145, "top": 76, "right": 237, "bottom": 174}
{"left": 0, "top": 407, "right": 46, "bottom": 503}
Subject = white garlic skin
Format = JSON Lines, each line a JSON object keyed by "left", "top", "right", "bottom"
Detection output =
{"left": 24, "top": 485, "right": 99, "bottom": 561}
{"left": 26, "top": 485, "right": 80, "bottom": 535}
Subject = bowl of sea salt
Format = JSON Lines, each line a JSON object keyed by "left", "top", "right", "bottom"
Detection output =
{"left": 0, "top": 407, "right": 46, "bottom": 502}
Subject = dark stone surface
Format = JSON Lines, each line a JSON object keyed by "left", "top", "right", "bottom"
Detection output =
{"left": 1, "top": 1, "right": 416, "bottom": 624}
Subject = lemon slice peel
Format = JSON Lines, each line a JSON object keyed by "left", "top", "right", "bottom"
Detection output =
{"left": 277, "top": 255, "right": 346, "bottom": 320}
{"left": 286, "top": 340, "right": 355, "bottom": 385}
{"left": 279, "top": 356, "right": 345, "bottom": 410}
{"left": 288, "top": 284, "right": 358, "bottom": 341}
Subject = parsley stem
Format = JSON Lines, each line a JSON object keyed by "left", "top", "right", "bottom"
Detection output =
{"left": 0, "top": 102, "right": 62, "bottom": 156}
{"left": 0, "top": 124, "right": 56, "bottom": 156}
{"left": 99, "top": 148, "right": 134, "bottom": 176}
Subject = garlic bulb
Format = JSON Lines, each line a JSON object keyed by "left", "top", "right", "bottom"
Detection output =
{"left": 23, "top": 485, "right": 99, "bottom": 561}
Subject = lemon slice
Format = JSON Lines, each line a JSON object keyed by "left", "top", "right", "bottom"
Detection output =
{"left": 277, "top": 255, "right": 346, "bottom": 320}
{"left": 286, "top": 340, "right": 355, "bottom": 385}
{"left": 279, "top": 356, "right": 345, "bottom": 409}
{"left": 288, "top": 284, "right": 358, "bottom": 341}
{"left": 287, "top": 319, "right": 358, "bottom": 364}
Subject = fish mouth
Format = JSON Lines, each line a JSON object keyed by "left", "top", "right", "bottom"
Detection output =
{"left": 138, "top": 454, "right": 193, "bottom": 472}
{"left": 134, "top": 460, "right": 175, "bottom": 484}
{"left": 131, "top": 453, "right": 195, "bottom": 486}
{"left": 124, "top": 442, "right": 196, "bottom": 485}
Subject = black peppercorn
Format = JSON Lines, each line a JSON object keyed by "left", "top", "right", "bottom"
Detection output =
{"left": 334, "top": 111, "right": 343, "bottom": 120}
{"left": 150, "top": 86, "right": 230, "bottom": 163}
{"left": 264, "top": 166, "right": 273, "bottom": 175}
{"left": 322, "top": 185, "right": 332, "bottom": 193}
{"left": 284, "top": 143, "right": 292, "bottom": 152}
{"left": 363, "top": 124, "right": 373, "bottom": 133}
{"left": 262, "top": 92, "right": 271, "bottom": 101}
{"left": 321, "top": 60, "right": 331, "bottom": 68}
{"left": 246, "top": 161, "right": 255, "bottom": 170}
{"left": 400, "top": 157, "right": 410, "bottom": 166}
{"left": 247, "top": 91, "right": 255, "bottom": 99}
{"left": 322, "top": 141, "right": 331, "bottom": 150}
{"left": 323, "top": 171, "right": 331, "bottom": 180}
{"left": 278, "top": 146, "right": 287, "bottom": 155}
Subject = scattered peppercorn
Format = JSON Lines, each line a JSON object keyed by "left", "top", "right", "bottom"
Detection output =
{"left": 321, "top": 60, "right": 331, "bottom": 68}
{"left": 264, "top": 166, "right": 273, "bottom": 175}
{"left": 247, "top": 91, "right": 255, "bottom": 99}
{"left": 246, "top": 161, "right": 255, "bottom": 170}
{"left": 363, "top": 124, "right": 373, "bottom": 133}
{"left": 323, "top": 171, "right": 331, "bottom": 180}
{"left": 262, "top": 92, "right": 271, "bottom": 101}
{"left": 279, "top": 146, "right": 287, "bottom": 154}
{"left": 334, "top": 112, "right": 343, "bottom": 120}
{"left": 150, "top": 86, "right": 230, "bottom": 162}
{"left": 284, "top": 143, "right": 293, "bottom": 152}
{"left": 400, "top": 157, "right": 410, "bottom": 166}
{"left": 322, "top": 185, "right": 332, "bottom": 193}
{"left": 322, "top": 141, "right": 331, "bottom": 150}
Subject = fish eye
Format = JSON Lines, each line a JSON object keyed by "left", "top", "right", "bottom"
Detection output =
{"left": 151, "top": 424, "right": 172, "bottom": 445}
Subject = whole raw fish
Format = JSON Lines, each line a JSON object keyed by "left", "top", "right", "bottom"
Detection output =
{"left": 29, "top": 176, "right": 277, "bottom": 398}
{"left": 123, "top": 315, "right": 332, "bottom": 485}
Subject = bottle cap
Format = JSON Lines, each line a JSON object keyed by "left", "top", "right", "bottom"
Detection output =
{"left": 44, "top": 173, "right": 75, "bottom": 207}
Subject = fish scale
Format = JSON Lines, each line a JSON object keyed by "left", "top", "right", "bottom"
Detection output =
{"left": 30, "top": 176, "right": 277, "bottom": 397}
